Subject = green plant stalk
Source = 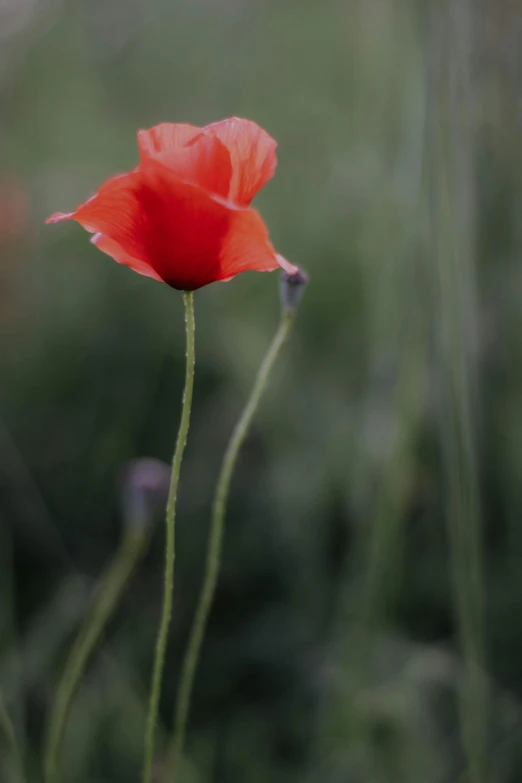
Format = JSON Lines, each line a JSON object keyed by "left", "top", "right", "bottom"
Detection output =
{"left": 428, "top": 2, "right": 486, "bottom": 781}
{"left": 169, "top": 309, "right": 295, "bottom": 779}
{"left": 142, "top": 291, "right": 196, "bottom": 783}
{"left": 43, "top": 526, "right": 149, "bottom": 783}
{"left": 361, "top": 348, "right": 425, "bottom": 636}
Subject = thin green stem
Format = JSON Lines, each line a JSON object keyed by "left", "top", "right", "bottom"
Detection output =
{"left": 43, "top": 526, "right": 148, "bottom": 783}
{"left": 142, "top": 291, "right": 196, "bottom": 783}
{"left": 169, "top": 310, "right": 294, "bottom": 779}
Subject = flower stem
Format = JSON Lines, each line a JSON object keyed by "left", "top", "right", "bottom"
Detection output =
{"left": 43, "top": 526, "right": 149, "bottom": 783}
{"left": 169, "top": 310, "right": 294, "bottom": 779}
{"left": 142, "top": 291, "right": 196, "bottom": 783}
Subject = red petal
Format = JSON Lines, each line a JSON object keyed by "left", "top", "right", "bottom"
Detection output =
{"left": 204, "top": 117, "right": 277, "bottom": 206}
{"left": 137, "top": 123, "right": 232, "bottom": 199}
{"left": 47, "top": 211, "right": 76, "bottom": 223}
{"left": 136, "top": 158, "right": 285, "bottom": 289}
{"left": 217, "top": 207, "right": 288, "bottom": 280}
{"left": 46, "top": 150, "right": 289, "bottom": 291}
{"left": 137, "top": 123, "right": 202, "bottom": 154}
{"left": 47, "top": 171, "right": 148, "bottom": 260}
{"left": 274, "top": 253, "right": 299, "bottom": 275}
{"left": 136, "top": 158, "right": 229, "bottom": 288}
{"left": 91, "top": 233, "right": 164, "bottom": 282}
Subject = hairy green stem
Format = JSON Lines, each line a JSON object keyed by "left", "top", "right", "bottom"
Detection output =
{"left": 142, "top": 291, "right": 196, "bottom": 783}
{"left": 44, "top": 526, "right": 148, "bottom": 783}
{"left": 169, "top": 310, "right": 294, "bottom": 778}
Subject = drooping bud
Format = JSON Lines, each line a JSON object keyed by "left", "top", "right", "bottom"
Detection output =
{"left": 121, "top": 458, "right": 170, "bottom": 532}
{"left": 280, "top": 267, "right": 309, "bottom": 315}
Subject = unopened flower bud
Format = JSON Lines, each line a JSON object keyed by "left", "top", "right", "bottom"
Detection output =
{"left": 280, "top": 267, "right": 309, "bottom": 314}
{"left": 121, "top": 458, "right": 170, "bottom": 532}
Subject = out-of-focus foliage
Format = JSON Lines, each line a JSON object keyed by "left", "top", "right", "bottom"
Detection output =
{"left": 1, "top": 0, "right": 522, "bottom": 781}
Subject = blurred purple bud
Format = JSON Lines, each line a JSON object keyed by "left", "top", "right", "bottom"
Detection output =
{"left": 280, "top": 267, "right": 309, "bottom": 314}
{"left": 121, "top": 458, "right": 170, "bottom": 531}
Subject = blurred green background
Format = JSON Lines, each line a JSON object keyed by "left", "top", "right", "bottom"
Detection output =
{"left": 2, "top": 0, "right": 522, "bottom": 781}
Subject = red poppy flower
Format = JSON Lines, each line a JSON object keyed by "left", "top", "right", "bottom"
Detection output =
{"left": 46, "top": 118, "right": 296, "bottom": 290}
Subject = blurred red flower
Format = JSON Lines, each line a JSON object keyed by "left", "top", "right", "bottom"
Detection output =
{"left": 47, "top": 118, "right": 295, "bottom": 290}
{"left": 0, "top": 178, "right": 28, "bottom": 243}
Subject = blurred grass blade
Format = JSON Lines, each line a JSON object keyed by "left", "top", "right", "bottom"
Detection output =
{"left": 0, "top": 691, "right": 24, "bottom": 781}
{"left": 427, "top": 1, "right": 487, "bottom": 780}
{"left": 43, "top": 527, "right": 149, "bottom": 783}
